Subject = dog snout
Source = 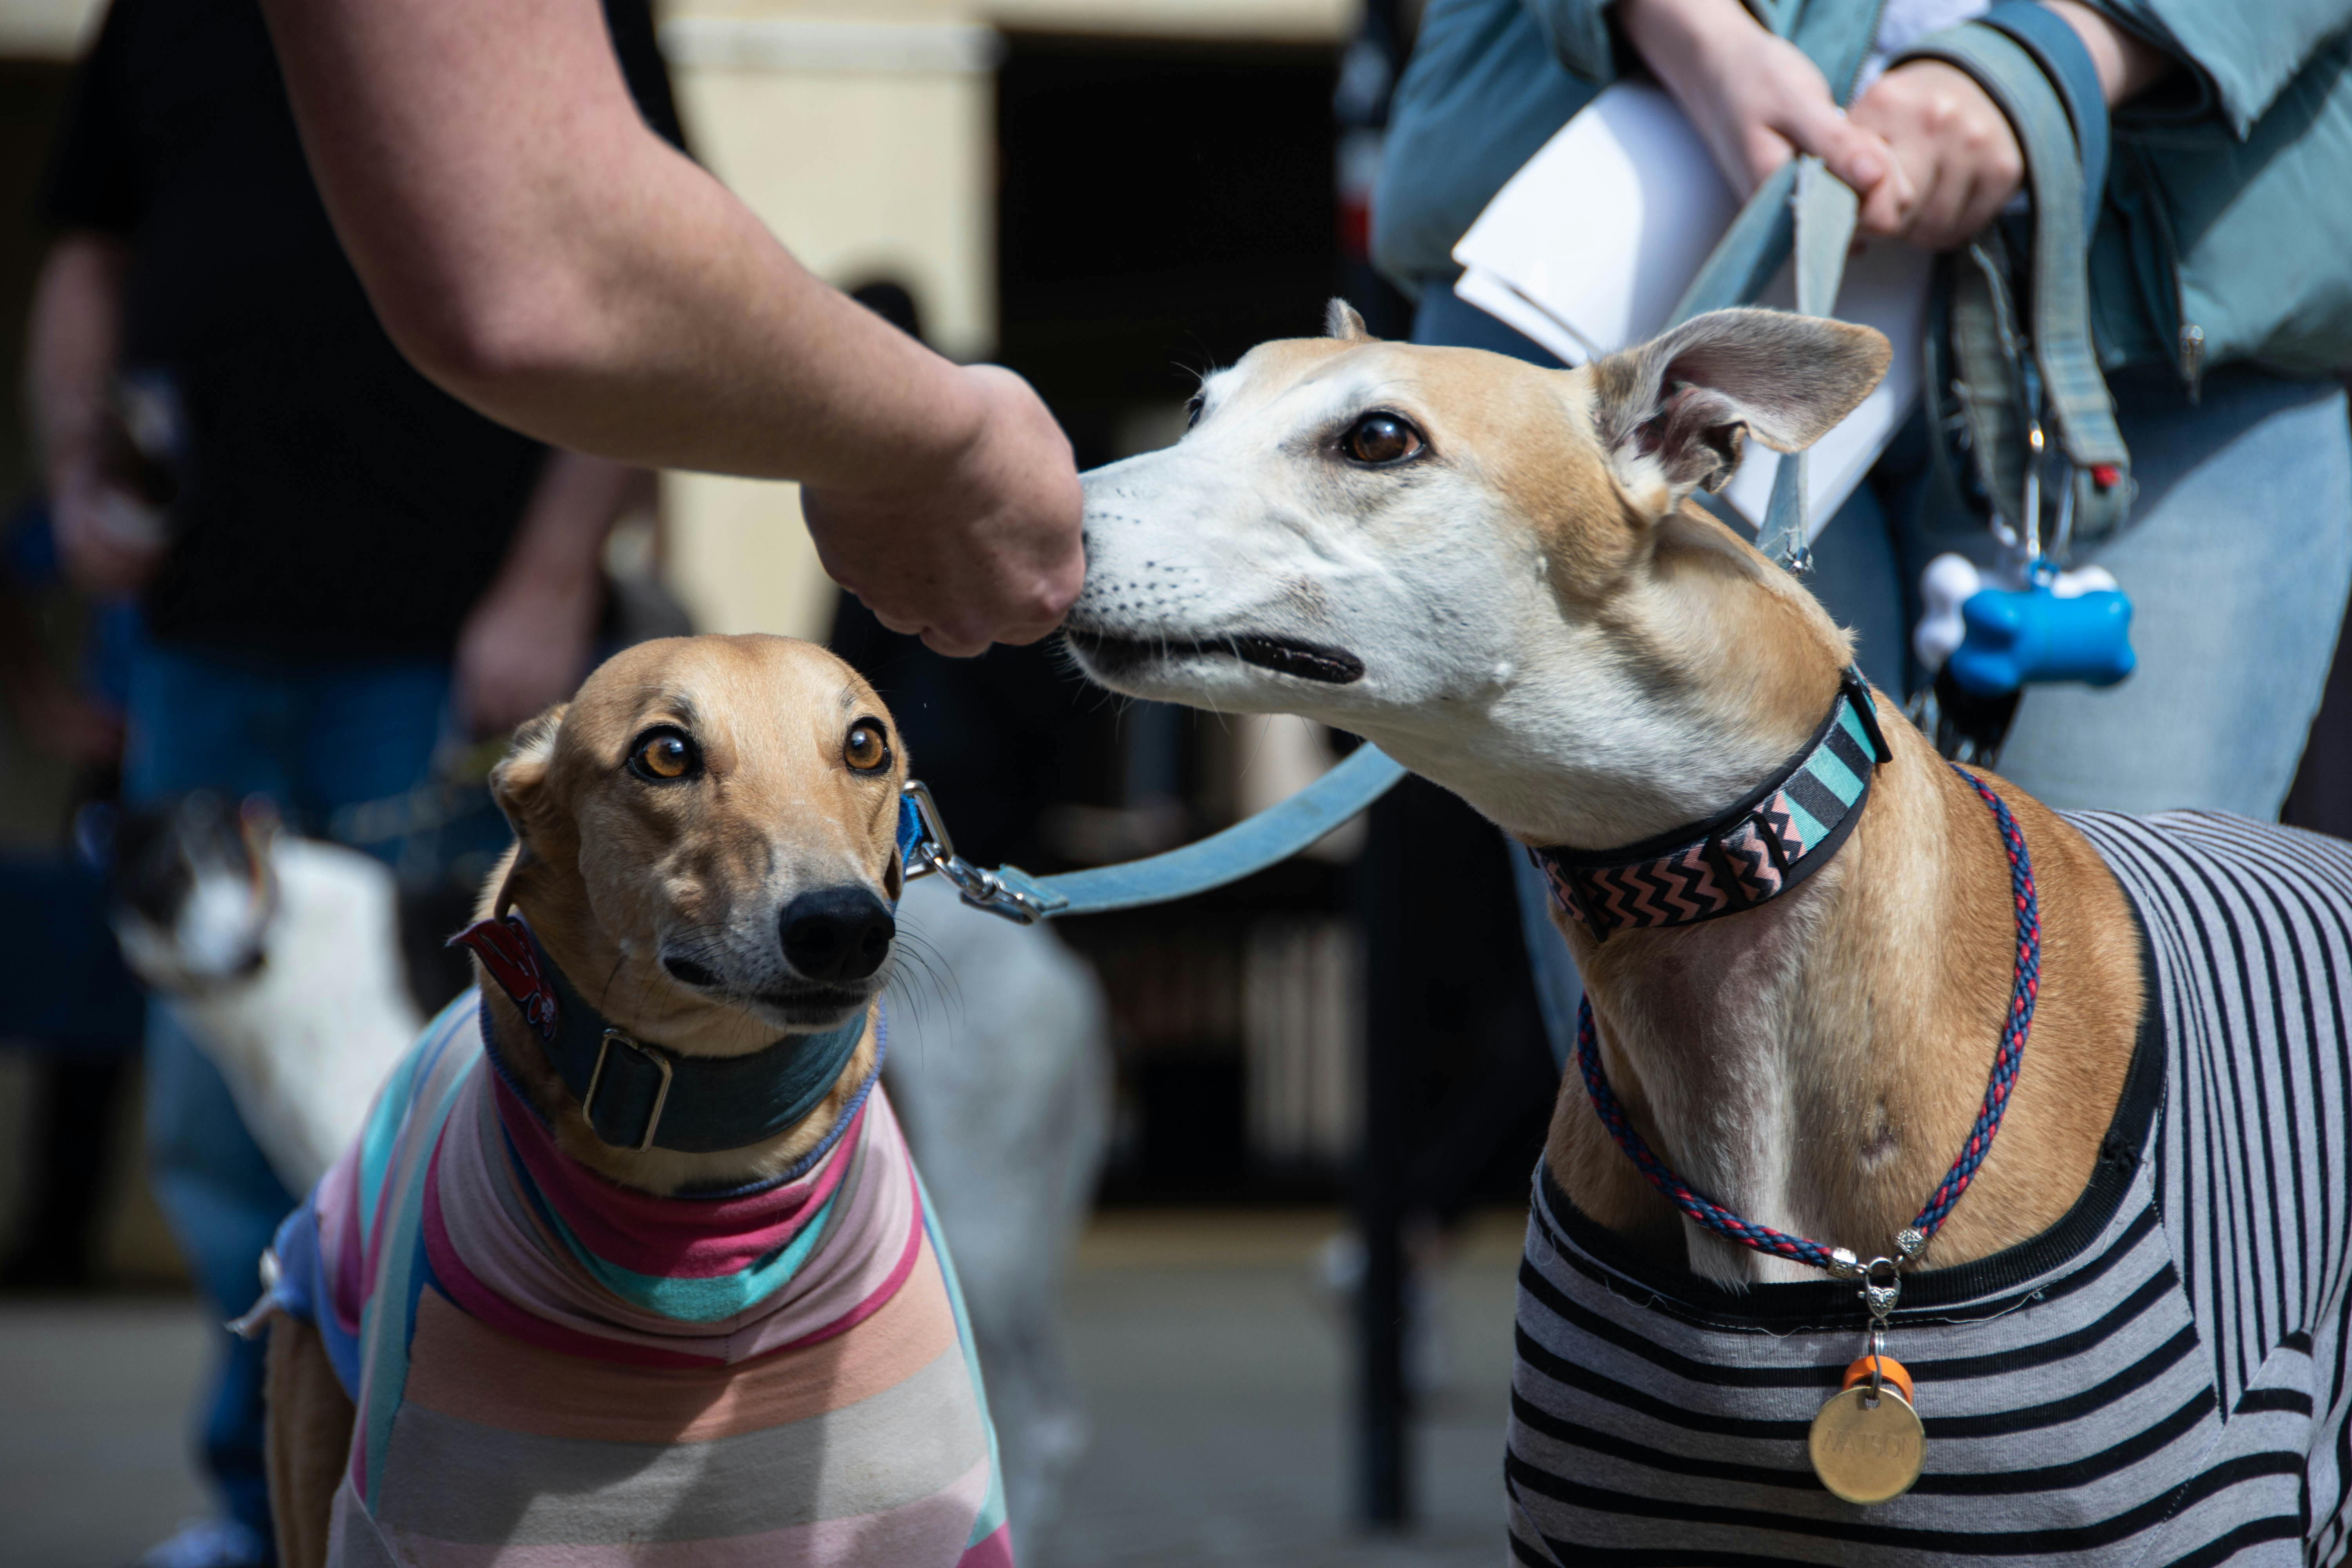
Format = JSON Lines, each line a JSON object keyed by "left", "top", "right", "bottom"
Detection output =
{"left": 779, "top": 887, "right": 896, "bottom": 983}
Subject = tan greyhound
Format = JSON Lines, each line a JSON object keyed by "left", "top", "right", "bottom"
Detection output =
{"left": 1063, "top": 303, "right": 2352, "bottom": 1561}
{"left": 258, "top": 635, "right": 1011, "bottom": 1568}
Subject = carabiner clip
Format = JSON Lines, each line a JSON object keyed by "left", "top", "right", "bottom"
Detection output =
{"left": 898, "top": 779, "right": 1055, "bottom": 924}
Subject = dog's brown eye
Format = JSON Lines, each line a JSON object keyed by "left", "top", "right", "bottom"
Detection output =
{"left": 629, "top": 729, "right": 698, "bottom": 782}
{"left": 1343, "top": 412, "right": 1424, "bottom": 465}
{"left": 845, "top": 720, "right": 890, "bottom": 774}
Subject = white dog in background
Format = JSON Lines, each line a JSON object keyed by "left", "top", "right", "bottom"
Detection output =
{"left": 111, "top": 796, "right": 418, "bottom": 1194}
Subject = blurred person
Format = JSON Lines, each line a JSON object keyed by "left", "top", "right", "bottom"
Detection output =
{"left": 1380, "top": 0, "right": 2352, "bottom": 818}
{"left": 1376, "top": 0, "right": 2352, "bottom": 1068}
{"left": 0, "top": 496, "right": 142, "bottom": 1294}
{"left": 246, "top": 0, "right": 1082, "bottom": 660}
{"left": 26, "top": 2, "right": 676, "bottom": 1561}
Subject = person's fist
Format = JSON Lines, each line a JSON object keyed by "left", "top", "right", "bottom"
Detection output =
{"left": 1849, "top": 61, "right": 2025, "bottom": 250}
{"left": 802, "top": 365, "right": 1083, "bottom": 658}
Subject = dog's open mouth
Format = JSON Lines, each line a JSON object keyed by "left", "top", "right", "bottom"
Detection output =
{"left": 1065, "top": 628, "right": 1365, "bottom": 686}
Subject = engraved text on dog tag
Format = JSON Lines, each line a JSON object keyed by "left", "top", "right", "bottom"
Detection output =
{"left": 1809, "top": 1382, "right": 1925, "bottom": 1504}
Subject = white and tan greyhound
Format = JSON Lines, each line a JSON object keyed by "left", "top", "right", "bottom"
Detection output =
{"left": 1065, "top": 303, "right": 2352, "bottom": 1563}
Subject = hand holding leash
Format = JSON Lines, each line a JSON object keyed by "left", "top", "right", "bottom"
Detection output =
{"left": 1620, "top": 0, "right": 1906, "bottom": 225}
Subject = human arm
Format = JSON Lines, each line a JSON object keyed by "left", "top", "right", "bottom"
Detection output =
{"left": 254, "top": 0, "right": 1078, "bottom": 654}
{"left": 452, "top": 454, "right": 644, "bottom": 738}
{"left": 2076, "top": 0, "right": 2352, "bottom": 136}
{"left": 24, "top": 232, "right": 162, "bottom": 596}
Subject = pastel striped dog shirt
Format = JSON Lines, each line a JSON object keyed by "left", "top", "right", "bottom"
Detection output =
{"left": 267, "top": 995, "right": 1012, "bottom": 1566}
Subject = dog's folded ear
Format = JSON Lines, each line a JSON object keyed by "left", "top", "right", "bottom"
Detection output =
{"left": 1586, "top": 309, "right": 1889, "bottom": 512}
{"left": 489, "top": 702, "right": 567, "bottom": 848}
{"left": 1326, "top": 298, "right": 1374, "bottom": 342}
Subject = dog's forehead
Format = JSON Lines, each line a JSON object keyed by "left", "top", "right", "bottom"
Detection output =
{"left": 568, "top": 635, "right": 888, "bottom": 750}
{"left": 1203, "top": 336, "right": 1590, "bottom": 437}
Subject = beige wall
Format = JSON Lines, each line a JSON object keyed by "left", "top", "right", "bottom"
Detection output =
{"left": 0, "top": 0, "right": 98, "bottom": 59}
{"left": 656, "top": 0, "right": 1358, "bottom": 640}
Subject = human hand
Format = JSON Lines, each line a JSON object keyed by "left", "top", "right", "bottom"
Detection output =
{"left": 1848, "top": 61, "right": 2024, "bottom": 250}
{"left": 800, "top": 364, "right": 1083, "bottom": 658}
{"left": 1847, "top": 3, "right": 2176, "bottom": 252}
{"left": 454, "top": 563, "right": 601, "bottom": 737}
{"left": 1619, "top": 0, "right": 1909, "bottom": 229}
{"left": 49, "top": 465, "right": 168, "bottom": 596}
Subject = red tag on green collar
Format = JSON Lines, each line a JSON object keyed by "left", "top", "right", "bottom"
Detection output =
{"left": 449, "top": 913, "right": 559, "bottom": 1044}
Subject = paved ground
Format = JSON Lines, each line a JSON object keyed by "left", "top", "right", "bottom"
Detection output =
{"left": 1047, "top": 1210, "right": 1518, "bottom": 1567}
{"left": 0, "top": 1209, "right": 1519, "bottom": 1568}
{"left": 1, "top": 1298, "right": 213, "bottom": 1568}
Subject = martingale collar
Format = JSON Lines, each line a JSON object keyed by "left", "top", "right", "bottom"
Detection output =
{"left": 450, "top": 911, "right": 871, "bottom": 1154}
{"left": 1531, "top": 667, "right": 1893, "bottom": 938}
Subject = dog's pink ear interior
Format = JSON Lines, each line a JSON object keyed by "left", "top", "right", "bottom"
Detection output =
{"left": 489, "top": 702, "right": 567, "bottom": 847}
{"left": 1588, "top": 309, "right": 1890, "bottom": 505}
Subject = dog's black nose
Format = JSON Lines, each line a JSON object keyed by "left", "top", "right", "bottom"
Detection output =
{"left": 779, "top": 888, "right": 896, "bottom": 982}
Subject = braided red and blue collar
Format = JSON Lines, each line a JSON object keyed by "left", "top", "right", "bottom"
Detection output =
{"left": 1529, "top": 667, "right": 1893, "bottom": 939}
{"left": 1573, "top": 766, "right": 2040, "bottom": 1274}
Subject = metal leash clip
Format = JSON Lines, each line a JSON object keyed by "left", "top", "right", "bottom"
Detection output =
{"left": 898, "top": 779, "right": 1059, "bottom": 924}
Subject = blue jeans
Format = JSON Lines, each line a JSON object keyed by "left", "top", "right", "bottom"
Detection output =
{"left": 1816, "top": 367, "right": 2352, "bottom": 816}
{"left": 1412, "top": 288, "right": 2352, "bottom": 1069}
{"left": 125, "top": 641, "right": 451, "bottom": 1545}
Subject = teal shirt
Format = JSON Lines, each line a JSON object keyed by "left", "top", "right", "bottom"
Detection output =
{"left": 1374, "top": 0, "right": 2352, "bottom": 376}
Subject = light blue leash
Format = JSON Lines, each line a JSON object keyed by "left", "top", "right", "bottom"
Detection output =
{"left": 897, "top": 742, "right": 1407, "bottom": 923}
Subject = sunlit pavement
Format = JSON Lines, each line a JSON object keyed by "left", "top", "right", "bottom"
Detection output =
{"left": 1, "top": 1298, "right": 213, "bottom": 1568}
{"left": 1049, "top": 1210, "right": 1521, "bottom": 1567}
{"left": 0, "top": 1209, "right": 1522, "bottom": 1568}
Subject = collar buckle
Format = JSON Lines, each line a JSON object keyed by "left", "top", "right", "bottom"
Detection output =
{"left": 584, "top": 1028, "right": 675, "bottom": 1152}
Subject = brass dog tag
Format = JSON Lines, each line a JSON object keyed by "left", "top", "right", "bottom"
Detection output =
{"left": 1809, "top": 1384, "right": 1925, "bottom": 1504}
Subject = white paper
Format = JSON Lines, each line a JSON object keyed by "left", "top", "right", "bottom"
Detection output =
{"left": 1453, "top": 83, "right": 1739, "bottom": 367}
{"left": 1450, "top": 82, "right": 1930, "bottom": 541}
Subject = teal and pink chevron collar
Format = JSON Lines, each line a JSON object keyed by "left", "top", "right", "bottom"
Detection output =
{"left": 1531, "top": 668, "right": 1893, "bottom": 940}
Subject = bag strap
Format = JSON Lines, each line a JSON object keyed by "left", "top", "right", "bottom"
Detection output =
{"left": 1900, "top": 19, "right": 2133, "bottom": 544}
{"left": 1666, "top": 155, "right": 1859, "bottom": 571}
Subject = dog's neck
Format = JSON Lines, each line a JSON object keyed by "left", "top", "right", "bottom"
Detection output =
{"left": 1359, "top": 515, "right": 2142, "bottom": 1282}
{"left": 474, "top": 849, "right": 878, "bottom": 1198}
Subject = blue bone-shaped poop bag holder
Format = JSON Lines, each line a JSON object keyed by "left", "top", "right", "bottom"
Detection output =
{"left": 1946, "top": 583, "right": 2136, "bottom": 698}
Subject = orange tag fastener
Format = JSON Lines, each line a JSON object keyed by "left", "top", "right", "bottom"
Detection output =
{"left": 1841, "top": 1353, "right": 1913, "bottom": 1405}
